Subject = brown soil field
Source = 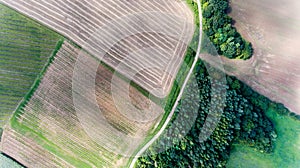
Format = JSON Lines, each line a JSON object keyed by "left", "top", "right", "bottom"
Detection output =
{"left": 0, "top": 41, "right": 164, "bottom": 167}
{"left": 201, "top": 0, "right": 300, "bottom": 114}
{"left": 0, "top": 0, "right": 195, "bottom": 98}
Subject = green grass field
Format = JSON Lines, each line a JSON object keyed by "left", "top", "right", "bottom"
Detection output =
{"left": 227, "top": 108, "right": 300, "bottom": 168}
{"left": 0, "top": 4, "right": 62, "bottom": 128}
{"left": 0, "top": 153, "right": 23, "bottom": 168}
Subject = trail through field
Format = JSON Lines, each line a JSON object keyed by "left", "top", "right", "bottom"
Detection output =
{"left": 200, "top": 0, "right": 300, "bottom": 114}
{"left": 129, "top": 0, "right": 203, "bottom": 166}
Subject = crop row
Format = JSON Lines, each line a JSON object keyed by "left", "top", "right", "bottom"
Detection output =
{"left": 0, "top": 4, "right": 61, "bottom": 127}
{"left": 1, "top": 0, "right": 195, "bottom": 98}
{"left": 3, "top": 41, "right": 164, "bottom": 167}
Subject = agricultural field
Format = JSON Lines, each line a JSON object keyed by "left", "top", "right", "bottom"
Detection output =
{"left": 200, "top": 0, "right": 300, "bottom": 114}
{"left": 0, "top": 4, "right": 61, "bottom": 128}
{"left": 0, "top": 0, "right": 195, "bottom": 98}
{"left": 1, "top": 41, "right": 165, "bottom": 167}
{"left": 1, "top": 0, "right": 298, "bottom": 167}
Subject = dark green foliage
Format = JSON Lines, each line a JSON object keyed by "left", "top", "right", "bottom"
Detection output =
{"left": 201, "top": 0, "right": 253, "bottom": 59}
{"left": 228, "top": 76, "right": 300, "bottom": 121}
{"left": 135, "top": 61, "right": 276, "bottom": 167}
{"left": 0, "top": 128, "right": 3, "bottom": 141}
{"left": 134, "top": 1, "right": 279, "bottom": 167}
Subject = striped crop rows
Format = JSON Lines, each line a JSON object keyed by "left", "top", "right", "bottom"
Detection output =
{"left": 0, "top": 4, "right": 61, "bottom": 127}
{"left": 1, "top": 41, "right": 164, "bottom": 167}
{"left": 0, "top": 0, "right": 195, "bottom": 98}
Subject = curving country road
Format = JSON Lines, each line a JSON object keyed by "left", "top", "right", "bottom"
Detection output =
{"left": 128, "top": 0, "right": 203, "bottom": 167}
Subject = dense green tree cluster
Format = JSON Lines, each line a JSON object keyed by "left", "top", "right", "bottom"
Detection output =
{"left": 135, "top": 61, "right": 275, "bottom": 167}
{"left": 134, "top": 1, "right": 283, "bottom": 167}
{"left": 228, "top": 76, "right": 300, "bottom": 121}
{"left": 201, "top": 0, "right": 253, "bottom": 59}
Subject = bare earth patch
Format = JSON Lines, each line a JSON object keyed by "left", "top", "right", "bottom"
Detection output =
{"left": 201, "top": 0, "right": 300, "bottom": 114}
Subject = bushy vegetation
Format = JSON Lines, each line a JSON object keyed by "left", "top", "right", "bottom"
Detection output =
{"left": 134, "top": 1, "right": 275, "bottom": 166}
{"left": 201, "top": 0, "right": 253, "bottom": 59}
{"left": 135, "top": 61, "right": 276, "bottom": 167}
{"left": 227, "top": 107, "right": 300, "bottom": 168}
{"left": 227, "top": 76, "right": 300, "bottom": 121}
{"left": 227, "top": 78, "right": 300, "bottom": 167}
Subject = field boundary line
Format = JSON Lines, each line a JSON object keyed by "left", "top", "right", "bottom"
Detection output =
{"left": 128, "top": 0, "right": 203, "bottom": 167}
{"left": 1, "top": 38, "right": 64, "bottom": 136}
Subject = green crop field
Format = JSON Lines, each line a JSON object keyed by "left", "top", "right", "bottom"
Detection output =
{"left": 0, "top": 4, "right": 62, "bottom": 127}
{"left": 227, "top": 108, "right": 300, "bottom": 168}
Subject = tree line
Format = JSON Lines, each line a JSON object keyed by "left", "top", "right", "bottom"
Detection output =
{"left": 136, "top": 61, "right": 276, "bottom": 167}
